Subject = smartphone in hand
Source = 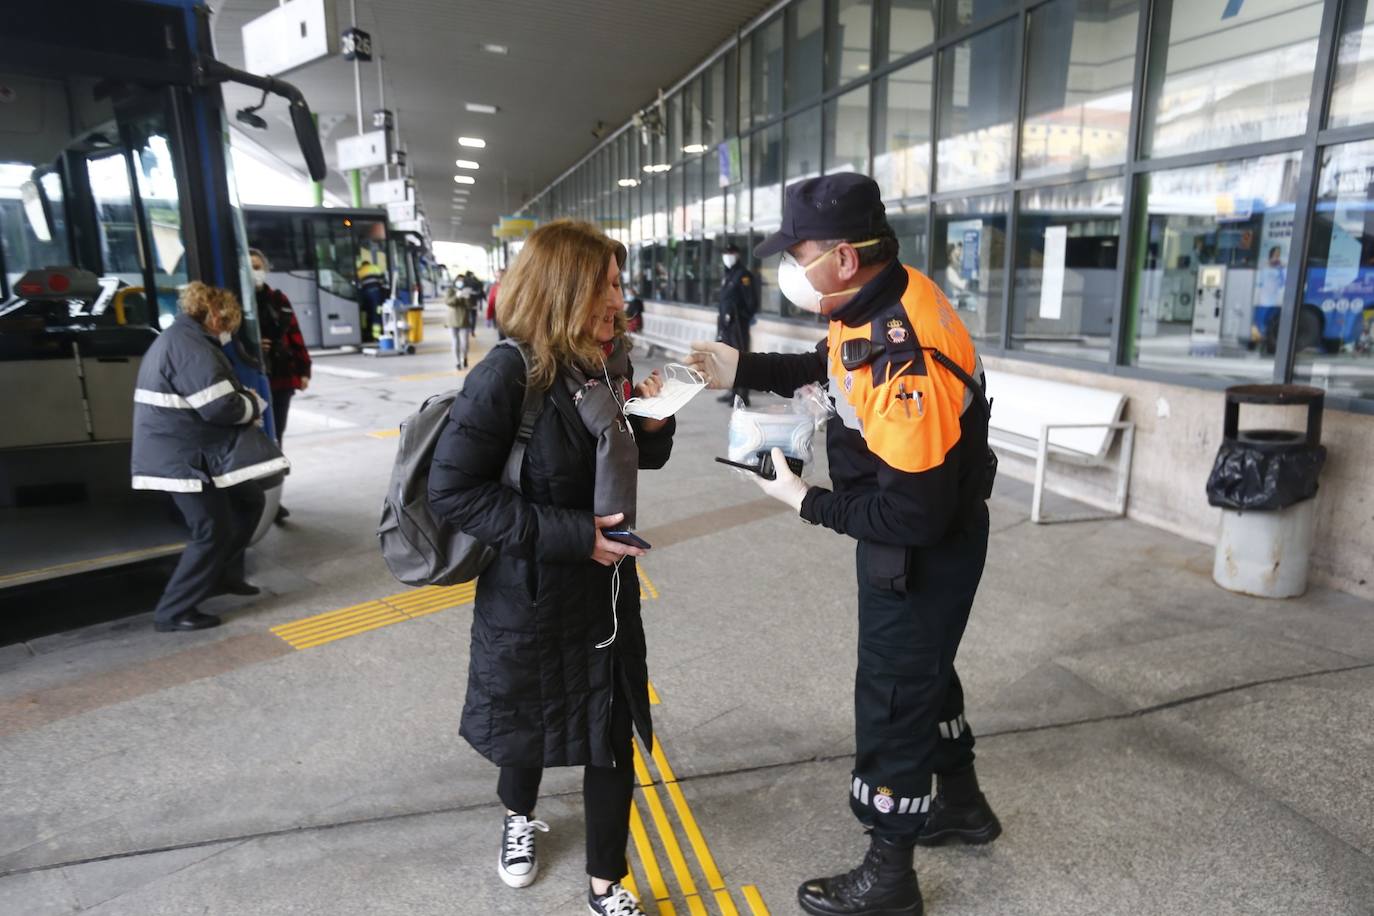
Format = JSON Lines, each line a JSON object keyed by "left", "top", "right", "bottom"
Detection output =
{"left": 602, "top": 528, "right": 652, "bottom": 550}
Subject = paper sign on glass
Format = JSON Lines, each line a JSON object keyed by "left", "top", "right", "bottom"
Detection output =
{"left": 1039, "top": 225, "right": 1067, "bottom": 321}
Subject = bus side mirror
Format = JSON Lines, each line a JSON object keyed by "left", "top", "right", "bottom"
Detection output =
{"left": 287, "top": 95, "right": 327, "bottom": 183}
{"left": 198, "top": 58, "right": 327, "bottom": 183}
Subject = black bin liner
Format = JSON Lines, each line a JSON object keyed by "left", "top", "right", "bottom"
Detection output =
{"left": 1205, "top": 385, "right": 1326, "bottom": 511}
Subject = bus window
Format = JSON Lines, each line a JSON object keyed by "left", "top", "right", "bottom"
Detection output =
{"left": 312, "top": 216, "right": 360, "bottom": 301}
{"left": 1, "top": 162, "right": 71, "bottom": 298}
{"left": 129, "top": 127, "right": 188, "bottom": 318}
{"left": 86, "top": 152, "right": 145, "bottom": 294}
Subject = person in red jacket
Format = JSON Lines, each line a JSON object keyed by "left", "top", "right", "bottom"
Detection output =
{"left": 250, "top": 248, "right": 312, "bottom": 523}
{"left": 486, "top": 268, "right": 503, "bottom": 336}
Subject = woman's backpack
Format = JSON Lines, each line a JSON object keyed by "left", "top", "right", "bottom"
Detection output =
{"left": 377, "top": 341, "right": 542, "bottom": 586}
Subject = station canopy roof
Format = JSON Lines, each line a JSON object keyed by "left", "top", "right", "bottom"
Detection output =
{"left": 212, "top": 0, "right": 776, "bottom": 245}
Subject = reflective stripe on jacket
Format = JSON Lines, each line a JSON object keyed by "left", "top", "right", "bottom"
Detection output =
{"left": 130, "top": 313, "right": 289, "bottom": 492}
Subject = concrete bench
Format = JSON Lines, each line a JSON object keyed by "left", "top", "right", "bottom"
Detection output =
{"left": 983, "top": 369, "right": 1135, "bottom": 524}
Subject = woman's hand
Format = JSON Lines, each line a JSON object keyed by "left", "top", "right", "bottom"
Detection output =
{"left": 591, "top": 513, "right": 647, "bottom": 566}
{"left": 632, "top": 370, "right": 669, "bottom": 432}
{"left": 633, "top": 369, "right": 663, "bottom": 399}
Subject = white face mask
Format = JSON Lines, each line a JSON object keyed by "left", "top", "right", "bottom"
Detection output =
{"left": 621, "top": 364, "right": 708, "bottom": 421}
{"left": 217, "top": 330, "right": 232, "bottom": 345}
{"left": 252, "top": 268, "right": 268, "bottom": 288}
{"left": 776, "top": 240, "right": 881, "bottom": 313}
{"left": 722, "top": 253, "right": 739, "bottom": 269}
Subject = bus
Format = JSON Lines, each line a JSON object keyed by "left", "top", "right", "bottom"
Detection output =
{"left": 243, "top": 205, "right": 391, "bottom": 348}
{"left": 0, "top": 0, "right": 326, "bottom": 590}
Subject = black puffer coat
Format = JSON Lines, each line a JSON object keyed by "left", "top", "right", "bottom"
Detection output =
{"left": 428, "top": 344, "right": 674, "bottom": 769}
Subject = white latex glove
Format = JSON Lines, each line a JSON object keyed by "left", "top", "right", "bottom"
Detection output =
{"left": 684, "top": 341, "right": 739, "bottom": 390}
{"left": 752, "top": 447, "right": 809, "bottom": 514}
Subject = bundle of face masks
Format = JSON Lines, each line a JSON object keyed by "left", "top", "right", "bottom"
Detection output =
{"left": 622, "top": 364, "right": 708, "bottom": 421}
{"left": 726, "top": 384, "right": 832, "bottom": 466}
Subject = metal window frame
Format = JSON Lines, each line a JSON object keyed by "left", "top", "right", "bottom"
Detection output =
{"left": 523, "top": 0, "right": 1374, "bottom": 412}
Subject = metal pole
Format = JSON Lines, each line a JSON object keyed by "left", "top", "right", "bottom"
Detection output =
{"left": 350, "top": 0, "right": 363, "bottom": 207}
{"left": 378, "top": 51, "right": 389, "bottom": 182}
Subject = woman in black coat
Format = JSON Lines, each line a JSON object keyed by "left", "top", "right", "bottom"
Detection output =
{"left": 428, "top": 220, "right": 673, "bottom": 916}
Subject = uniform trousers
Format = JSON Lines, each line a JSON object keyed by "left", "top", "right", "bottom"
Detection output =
{"left": 152, "top": 482, "right": 265, "bottom": 624}
{"left": 496, "top": 682, "right": 635, "bottom": 881}
{"left": 849, "top": 505, "right": 989, "bottom": 844}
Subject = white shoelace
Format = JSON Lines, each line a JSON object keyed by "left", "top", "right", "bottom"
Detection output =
{"left": 503, "top": 817, "right": 549, "bottom": 862}
{"left": 593, "top": 883, "right": 646, "bottom": 916}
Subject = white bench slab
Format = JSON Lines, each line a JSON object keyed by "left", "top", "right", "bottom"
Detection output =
{"left": 983, "top": 369, "right": 1135, "bottom": 524}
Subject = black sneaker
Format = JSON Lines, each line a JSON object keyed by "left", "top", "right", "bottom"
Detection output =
{"left": 588, "top": 882, "right": 647, "bottom": 916}
{"left": 497, "top": 814, "right": 548, "bottom": 888}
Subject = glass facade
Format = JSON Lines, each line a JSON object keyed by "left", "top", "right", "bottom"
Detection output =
{"left": 520, "top": 0, "right": 1374, "bottom": 412}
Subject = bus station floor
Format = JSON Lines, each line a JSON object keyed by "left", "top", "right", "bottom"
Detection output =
{"left": 2, "top": 324, "right": 1373, "bottom": 915}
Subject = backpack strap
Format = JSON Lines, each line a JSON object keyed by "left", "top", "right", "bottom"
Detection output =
{"left": 498, "top": 339, "right": 543, "bottom": 491}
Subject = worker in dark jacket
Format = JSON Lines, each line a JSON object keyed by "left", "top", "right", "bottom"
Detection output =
{"left": 686, "top": 174, "right": 998, "bottom": 916}
{"left": 428, "top": 220, "right": 673, "bottom": 916}
{"left": 131, "top": 282, "right": 289, "bottom": 632}
{"left": 715, "top": 243, "right": 757, "bottom": 406}
{"left": 251, "top": 248, "right": 311, "bottom": 523}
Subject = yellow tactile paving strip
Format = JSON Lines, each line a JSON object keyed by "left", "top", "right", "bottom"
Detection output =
{"left": 627, "top": 684, "right": 770, "bottom": 915}
{"left": 273, "top": 568, "right": 663, "bottom": 650}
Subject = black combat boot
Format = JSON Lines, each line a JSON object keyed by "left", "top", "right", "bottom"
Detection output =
{"left": 915, "top": 766, "right": 1001, "bottom": 847}
{"left": 797, "top": 834, "right": 923, "bottom": 916}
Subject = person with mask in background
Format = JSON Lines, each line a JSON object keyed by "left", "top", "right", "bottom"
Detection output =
{"left": 685, "top": 174, "right": 999, "bottom": 916}
{"left": 428, "top": 220, "right": 674, "bottom": 916}
{"left": 250, "top": 248, "right": 311, "bottom": 523}
{"left": 131, "top": 283, "right": 288, "bottom": 631}
{"left": 444, "top": 277, "right": 475, "bottom": 369}
{"left": 715, "top": 243, "right": 757, "bottom": 406}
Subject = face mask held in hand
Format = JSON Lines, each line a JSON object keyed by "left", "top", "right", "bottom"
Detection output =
{"left": 621, "top": 364, "right": 708, "bottom": 421}
{"left": 776, "top": 239, "right": 880, "bottom": 313}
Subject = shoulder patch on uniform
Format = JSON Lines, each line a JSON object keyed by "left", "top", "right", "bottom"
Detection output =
{"left": 740, "top": 275, "right": 750, "bottom": 286}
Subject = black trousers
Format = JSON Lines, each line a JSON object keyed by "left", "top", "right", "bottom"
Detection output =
{"left": 153, "top": 482, "right": 265, "bottom": 624}
{"left": 848, "top": 509, "right": 989, "bottom": 844}
{"left": 496, "top": 683, "right": 635, "bottom": 881}
{"left": 271, "top": 389, "right": 293, "bottom": 442}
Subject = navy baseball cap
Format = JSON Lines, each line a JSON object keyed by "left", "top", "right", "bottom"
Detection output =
{"left": 754, "top": 173, "right": 889, "bottom": 258}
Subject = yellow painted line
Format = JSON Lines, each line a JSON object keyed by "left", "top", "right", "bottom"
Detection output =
{"left": 632, "top": 742, "right": 701, "bottom": 901}
{"left": 397, "top": 369, "right": 461, "bottom": 382}
{"left": 742, "top": 885, "right": 770, "bottom": 915}
{"left": 271, "top": 602, "right": 395, "bottom": 639}
{"left": 271, "top": 582, "right": 480, "bottom": 649}
{"left": 715, "top": 890, "right": 741, "bottom": 914}
{"left": 629, "top": 800, "right": 671, "bottom": 903}
{"left": 647, "top": 681, "right": 661, "bottom": 706}
{"left": 367, "top": 428, "right": 400, "bottom": 438}
{"left": 650, "top": 737, "right": 732, "bottom": 908}
{"left": 289, "top": 614, "right": 408, "bottom": 649}
{"left": 638, "top": 567, "right": 660, "bottom": 600}
{"left": 660, "top": 904, "right": 678, "bottom": 916}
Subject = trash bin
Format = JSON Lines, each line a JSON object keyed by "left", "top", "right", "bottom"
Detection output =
{"left": 1206, "top": 384, "right": 1326, "bottom": 598}
{"left": 406, "top": 308, "right": 424, "bottom": 344}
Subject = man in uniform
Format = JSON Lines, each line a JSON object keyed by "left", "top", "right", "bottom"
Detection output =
{"left": 715, "top": 242, "right": 757, "bottom": 406}
{"left": 356, "top": 257, "right": 388, "bottom": 342}
{"left": 686, "top": 174, "right": 1000, "bottom": 916}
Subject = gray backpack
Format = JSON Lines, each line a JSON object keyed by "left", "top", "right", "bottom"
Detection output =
{"left": 377, "top": 340, "right": 543, "bottom": 587}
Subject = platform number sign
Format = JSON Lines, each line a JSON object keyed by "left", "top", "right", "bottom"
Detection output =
{"left": 341, "top": 27, "right": 373, "bottom": 62}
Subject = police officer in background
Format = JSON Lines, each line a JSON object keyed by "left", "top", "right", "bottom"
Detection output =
{"left": 715, "top": 243, "right": 757, "bottom": 406}
{"left": 686, "top": 174, "right": 1000, "bottom": 916}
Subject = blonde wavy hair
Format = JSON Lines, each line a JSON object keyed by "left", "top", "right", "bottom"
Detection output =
{"left": 496, "top": 220, "right": 627, "bottom": 390}
{"left": 178, "top": 281, "right": 242, "bottom": 335}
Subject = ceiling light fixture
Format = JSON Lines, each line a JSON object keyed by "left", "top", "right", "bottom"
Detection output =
{"left": 454, "top": 175, "right": 476, "bottom": 184}
{"left": 617, "top": 178, "right": 640, "bottom": 188}
{"left": 454, "top": 159, "right": 480, "bottom": 170}
{"left": 682, "top": 143, "right": 709, "bottom": 154}
{"left": 481, "top": 43, "right": 508, "bottom": 55}
{"left": 458, "top": 137, "right": 486, "bottom": 148}
{"left": 465, "top": 102, "right": 499, "bottom": 114}
{"left": 640, "top": 163, "right": 672, "bottom": 174}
